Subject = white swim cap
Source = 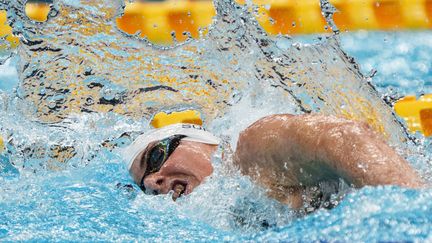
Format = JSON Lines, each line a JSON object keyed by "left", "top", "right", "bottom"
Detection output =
{"left": 122, "top": 123, "right": 220, "bottom": 170}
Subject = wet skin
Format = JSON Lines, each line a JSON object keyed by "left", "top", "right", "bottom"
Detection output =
{"left": 128, "top": 114, "right": 424, "bottom": 207}
{"left": 234, "top": 114, "right": 424, "bottom": 207}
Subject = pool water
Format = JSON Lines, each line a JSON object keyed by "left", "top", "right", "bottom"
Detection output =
{"left": 1, "top": 0, "right": 432, "bottom": 241}
{"left": 340, "top": 31, "right": 432, "bottom": 97}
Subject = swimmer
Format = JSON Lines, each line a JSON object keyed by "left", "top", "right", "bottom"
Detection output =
{"left": 122, "top": 114, "right": 424, "bottom": 211}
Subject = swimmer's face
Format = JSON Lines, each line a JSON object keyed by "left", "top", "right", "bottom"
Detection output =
{"left": 130, "top": 140, "right": 217, "bottom": 199}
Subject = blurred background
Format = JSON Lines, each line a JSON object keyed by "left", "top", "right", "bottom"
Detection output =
{"left": 9, "top": 0, "right": 431, "bottom": 43}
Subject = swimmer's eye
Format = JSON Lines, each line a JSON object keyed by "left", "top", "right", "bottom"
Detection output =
{"left": 139, "top": 135, "right": 186, "bottom": 192}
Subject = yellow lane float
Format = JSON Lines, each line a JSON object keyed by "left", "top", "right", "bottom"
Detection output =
{"left": 8, "top": 0, "right": 431, "bottom": 43}
{"left": 394, "top": 95, "right": 432, "bottom": 137}
{"left": 116, "top": 1, "right": 215, "bottom": 44}
{"left": 115, "top": 0, "right": 432, "bottom": 42}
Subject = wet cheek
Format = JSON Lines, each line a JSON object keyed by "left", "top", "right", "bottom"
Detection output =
{"left": 186, "top": 153, "right": 213, "bottom": 178}
{"left": 199, "top": 160, "right": 213, "bottom": 176}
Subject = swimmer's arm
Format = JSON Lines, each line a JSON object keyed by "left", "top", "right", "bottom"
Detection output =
{"left": 234, "top": 114, "right": 424, "bottom": 196}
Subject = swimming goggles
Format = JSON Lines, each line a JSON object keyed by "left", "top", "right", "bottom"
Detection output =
{"left": 139, "top": 135, "right": 186, "bottom": 192}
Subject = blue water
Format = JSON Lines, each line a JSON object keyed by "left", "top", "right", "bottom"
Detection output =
{"left": 340, "top": 31, "right": 432, "bottom": 97}
{"left": 1, "top": 2, "right": 432, "bottom": 239}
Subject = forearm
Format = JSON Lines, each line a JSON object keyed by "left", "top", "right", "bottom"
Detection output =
{"left": 313, "top": 117, "right": 424, "bottom": 188}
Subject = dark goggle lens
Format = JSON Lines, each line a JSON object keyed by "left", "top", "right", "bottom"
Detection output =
{"left": 147, "top": 145, "right": 167, "bottom": 173}
{"left": 140, "top": 135, "right": 186, "bottom": 192}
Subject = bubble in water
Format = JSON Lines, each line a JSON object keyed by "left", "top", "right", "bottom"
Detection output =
{"left": 100, "top": 88, "right": 115, "bottom": 101}
{"left": 269, "top": 17, "right": 275, "bottom": 25}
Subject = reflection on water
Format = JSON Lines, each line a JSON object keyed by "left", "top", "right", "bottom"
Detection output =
{"left": 0, "top": 0, "right": 431, "bottom": 241}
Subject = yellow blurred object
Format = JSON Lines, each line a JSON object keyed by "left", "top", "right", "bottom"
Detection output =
{"left": 394, "top": 94, "right": 432, "bottom": 136}
{"left": 151, "top": 110, "right": 203, "bottom": 128}
{"left": 420, "top": 109, "right": 432, "bottom": 137}
{"left": 0, "top": 11, "right": 19, "bottom": 48}
{"left": 25, "top": 2, "right": 51, "bottom": 22}
{"left": 116, "top": 1, "right": 214, "bottom": 45}
{"left": 0, "top": 136, "right": 4, "bottom": 153}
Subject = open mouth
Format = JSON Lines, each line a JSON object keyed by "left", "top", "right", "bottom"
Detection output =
{"left": 171, "top": 181, "right": 187, "bottom": 201}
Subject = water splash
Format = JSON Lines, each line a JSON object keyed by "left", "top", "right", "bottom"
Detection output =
{"left": 319, "top": 0, "right": 340, "bottom": 35}
{"left": 1, "top": 0, "right": 407, "bottom": 145}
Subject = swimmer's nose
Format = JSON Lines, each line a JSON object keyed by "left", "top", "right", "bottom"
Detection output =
{"left": 142, "top": 174, "right": 167, "bottom": 195}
